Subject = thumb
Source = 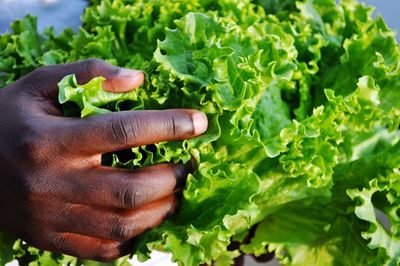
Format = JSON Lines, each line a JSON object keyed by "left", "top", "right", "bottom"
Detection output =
{"left": 58, "top": 59, "right": 145, "bottom": 92}
{"left": 25, "top": 59, "right": 144, "bottom": 98}
{"left": 79, "top": 59, "right": 145, "bottom": 92}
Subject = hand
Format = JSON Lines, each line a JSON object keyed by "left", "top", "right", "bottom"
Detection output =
{"left": 0, "top": 59, "right": 208, "bottom": 262}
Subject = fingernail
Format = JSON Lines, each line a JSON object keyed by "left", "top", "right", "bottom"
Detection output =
{"left": 119, "top": 68, "right": 142, "bottom": 78}
{"left": 192, "top": 111, "right": 208, "bottom": 135}
{"left": 103, "top": 69, "right": 145, "bottom": 91}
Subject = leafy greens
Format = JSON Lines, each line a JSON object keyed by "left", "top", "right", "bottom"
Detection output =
{"left": 0, "top": 0, "right": 399, "bottom": 265}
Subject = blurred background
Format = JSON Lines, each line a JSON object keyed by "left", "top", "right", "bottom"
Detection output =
{"left": 0, "top": 0, "right": 399, "bottom": 266}
{"left": 362, "top": 0, "right": 399, "bottom": 41}
{"left": 0, "top": 0, "right": 399, "bottom": 41}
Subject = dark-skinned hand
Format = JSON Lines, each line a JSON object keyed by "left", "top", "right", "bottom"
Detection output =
{"left": 0, "top": 59, "right": 208, "bottom": 262}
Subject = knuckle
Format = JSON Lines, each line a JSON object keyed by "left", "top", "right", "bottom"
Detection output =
{"left": 111, "top": 223, "right": 126, "bottom": 240}
{"left": 110, "top": 218, "right": 133, "bottom": 240}
{"left": 110, "top": 117, "right": 129, "bottom": 144}
{"left": 85, "top": 58, "right": 106, "bottom": 77}
{"left": 21, "top": 67, "right": 50, "bottom": 91}
{"left": 165, "top": 112, "right": 193, "bottom": 137}
{"left": 29, "top": 65, "right": 50, "bottom": 79}
{"left": 110, "top": 116, "right": 140, "bottom": 146}
{"left": 49, "top": 235, "right": 69, "bottom": 251}
{"left": 168, "top": 114, "right": 177, "bottom": 137}
{"left": 118, "top": 186, "right": 140, "bottom": 208}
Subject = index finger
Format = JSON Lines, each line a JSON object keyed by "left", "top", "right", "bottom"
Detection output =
{"left": 52, "top": 108, "right": 208, "bottom": 155}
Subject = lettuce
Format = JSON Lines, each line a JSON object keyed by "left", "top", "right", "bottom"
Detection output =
{"left": 1, "top": 0, "right": 399, "bottom": 266}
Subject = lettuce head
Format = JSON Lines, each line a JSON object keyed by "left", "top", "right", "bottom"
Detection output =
{"left": 0, "top": 0, "right": 399, "bottom": 265}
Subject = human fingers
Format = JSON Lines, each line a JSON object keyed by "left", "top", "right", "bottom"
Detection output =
{"left": 53, "top": 109, "right": 207, "bottom": 155}
{"left": 52, "top": 195, "right": 177, "bottom": 241}
{"left": 18, "top": 58, "right": 144, "bottom": 108}
{"left": 30, "top": 232, "right": 133, "bottom": 262}
{"left": 48, "top": 163, "right": 190, "bottom": 209}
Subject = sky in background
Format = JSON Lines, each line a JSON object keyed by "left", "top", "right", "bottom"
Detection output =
{"left": 0, "top": 0, "right": 87, "bottom": 33}
{"left": 361, "top": 0, "right": 399, "bottom": 40}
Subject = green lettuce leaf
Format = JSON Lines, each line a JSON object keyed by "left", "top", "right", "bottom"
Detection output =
{"left": 58, "top": 74, "right": 138, "bottom": 117}
{"left": 0, "top": 0, "right": 399, "bottom": 265}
